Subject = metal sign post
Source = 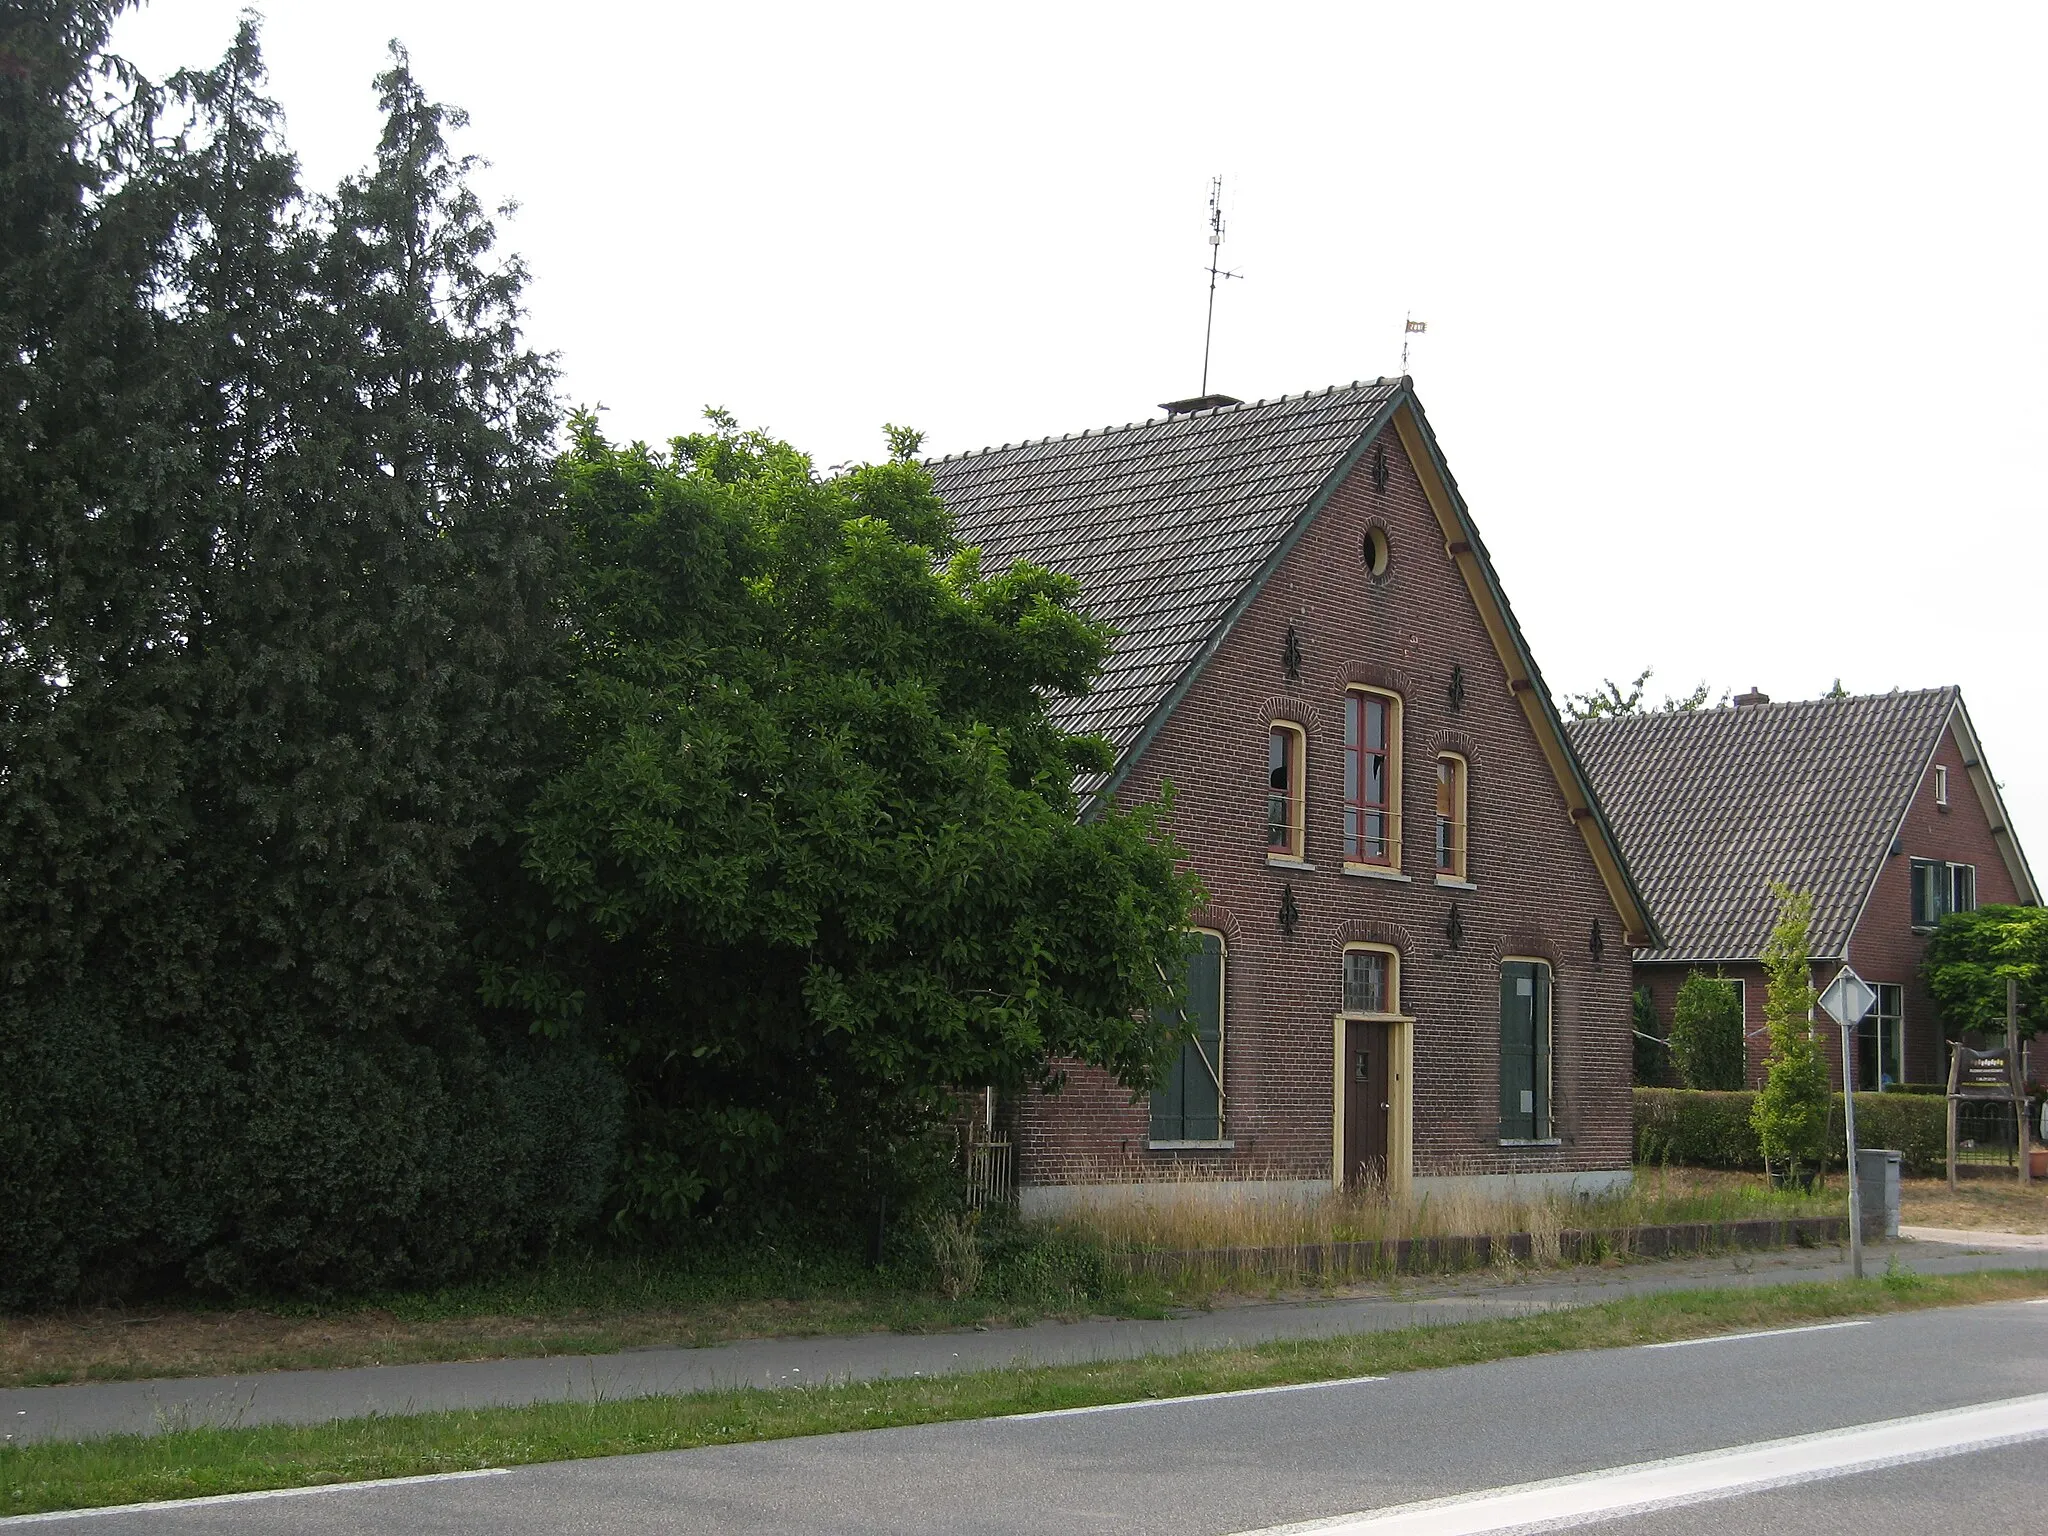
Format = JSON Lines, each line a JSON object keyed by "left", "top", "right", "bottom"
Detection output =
{"left": 1818, "top": 967, "right": 1877, "bottom": 1281}
{"left": 2012, "top": 978, "right": 2031, "bottom": 1188}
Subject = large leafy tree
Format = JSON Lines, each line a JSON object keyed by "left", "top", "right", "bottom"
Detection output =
{"left": 505, "top": 414, "right": 1200, "bottom": 1231}
{"left": 1925, "top": 905, "right": 2047, "bottom": 1039}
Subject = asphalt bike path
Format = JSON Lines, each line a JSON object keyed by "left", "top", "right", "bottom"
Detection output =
{"left": 9, "top": 1231, "right": 2045, "bottom": 1447}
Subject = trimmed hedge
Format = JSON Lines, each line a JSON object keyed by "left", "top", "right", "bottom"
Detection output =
{"left": 0, "top": 991, "right": 623, "bottom": 1308}
{"left": 1634, "top": 1087, "right": 1949, "bottom": 1177}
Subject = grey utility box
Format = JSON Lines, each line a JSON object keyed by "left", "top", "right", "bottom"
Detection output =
{"left": 1857, "top": 1147, "right": 1902, "bottom": 1240}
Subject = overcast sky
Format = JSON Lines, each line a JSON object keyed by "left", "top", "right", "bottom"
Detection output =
{"left": 114, "top": 1, "right": 2048, "bottom": 868}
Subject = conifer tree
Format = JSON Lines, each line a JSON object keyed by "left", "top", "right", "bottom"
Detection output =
{"left": 0, "top": 15, "right": 612, "bottom": 1304}
{"left": 1752, "top": 884, "right": 1829, "bottom": 1180}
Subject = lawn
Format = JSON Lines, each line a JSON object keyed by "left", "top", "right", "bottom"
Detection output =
{"left": 1900, "top": 1173, "right": 2048, "bottom": 1234}
{"left": 4, "top": 1268, "right": 2042, "bottom": 1518}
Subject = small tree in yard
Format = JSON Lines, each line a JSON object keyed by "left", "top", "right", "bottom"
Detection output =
{"left": 1925, "top": 905, "right": 2047, "bottom": 1040}
{"left": 1751, "top": 884, "right": 1829, "bottom": 1182}
{"left": 1670, "top": 971, "right": 1746, "bottom": 1091}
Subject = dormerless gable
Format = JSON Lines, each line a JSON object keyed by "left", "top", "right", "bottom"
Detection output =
{"left": 929, "top": 380, "right": 1658, "bottom": 947}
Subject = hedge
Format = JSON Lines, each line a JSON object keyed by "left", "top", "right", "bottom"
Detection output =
{"left": 0, "top": 991, "right": 624, "bottom": 1308}
{"left": 1634, "top": 1087, "right": 1949, "bottom": 1177}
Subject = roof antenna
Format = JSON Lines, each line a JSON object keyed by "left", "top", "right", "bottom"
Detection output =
{"left": 1163, "top": 179, "right": 1248, "bottom": 418}
{"left": 1200, "top": 175, "right": 1243, "bottom": 396}
{"left": 1401, "top": 312, "right": 1427, "bottom": 375}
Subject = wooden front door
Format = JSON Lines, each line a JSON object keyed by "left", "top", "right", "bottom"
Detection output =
{"left": 1343, "top": 1019, "right": 1391, "bottom": 1189}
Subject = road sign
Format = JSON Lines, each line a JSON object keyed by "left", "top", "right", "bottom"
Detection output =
{"left": 1818, "top": 968, "right": 1877, "bottom": 1029}
{"left": 1818, "top": 967, "right": 1876, "bottom": 1280}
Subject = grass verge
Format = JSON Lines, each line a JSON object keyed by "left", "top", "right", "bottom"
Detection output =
{"left": 7, "top": 1267, "right": 2045, "bottom": 1517}
{"left": 2, "top": 1168, "right": 1839, "bottom": 1390}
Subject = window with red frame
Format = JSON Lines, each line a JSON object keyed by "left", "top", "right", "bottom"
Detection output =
{"left": 1343, "top": 692, "right": 1394, "bottom": 865}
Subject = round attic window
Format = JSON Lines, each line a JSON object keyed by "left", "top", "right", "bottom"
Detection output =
{"left": 1362, "top": 525, "right": 1390, "bottom": 577}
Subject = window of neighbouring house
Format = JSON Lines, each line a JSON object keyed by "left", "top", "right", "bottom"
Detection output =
{"left": 1934, "top": 764, "right": 1949, "bottom": 807}
{"left": 1150, "top": 930, "right": 1225, "bottom": 1144}
{"left": 1343, "top": 690, "right": 1400, "bottom": 867}
{"left": 1435, "top": 753, "right": 1467, "bottom": 879}
{"left": 1342, "top": 945, "right": 1398, "bottom": 1016}
{"left": 1910, "top": 858, "right": 1946, "bottom": 929}
{"left": 1912, "top": 859, "right": 1978, "bottom": 928}
{"left": 1499, "top": 960, "right": 1554, "bottom": 1141}
{"left": 1267, "top": 723, "right": 1305, "bottom": 859}
{"left": 1855, "top": 983, "right": 1905, "bottom": 1091}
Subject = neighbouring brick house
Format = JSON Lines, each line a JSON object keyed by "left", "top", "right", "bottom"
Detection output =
{"left": 929, "top": 380, "right": 1658, "bottom": 1212}
{"left": 1566, "top": 689, "right": 2039, "bottom": 1092}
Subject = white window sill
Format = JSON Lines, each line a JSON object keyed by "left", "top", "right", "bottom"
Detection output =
{"left": 1435, "top": 875, "right": 1477, "bottom": 890}
{"left": 1149, "top": 1140, "right": 1236, "bottom": 1151}
{"left": 1265, "top": 855, "right": 1315, "bottom": 871}
{"left": 1498, "top": 1138, "right": 1563, "bottom": 1148}
{"left": 1343, "top": 863, "right": 1411, "bottom": 883}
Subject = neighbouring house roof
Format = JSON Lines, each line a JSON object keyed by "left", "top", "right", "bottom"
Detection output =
{"left": 1565, "top": 689, "right": 2039, "bottom": 965}
{"left": 928, "top": 378, "right": 1661, "bottom": 948}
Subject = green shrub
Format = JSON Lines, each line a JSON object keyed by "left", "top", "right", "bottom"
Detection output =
{"left": 1633, "top": 987, "right": 1671, "bottom": 1086}
{"left": 0, "top": 992, "right": 622, "bottom": 1308}
{"left": 1670, "top": 972, "right": 1746, "bottom": 1090}
{"left": 1635, "top": 1089, "right": 1764, "bottom": 1170}
{"left": 1635, "top": 1087, "right": 1948, "bottom": 1177}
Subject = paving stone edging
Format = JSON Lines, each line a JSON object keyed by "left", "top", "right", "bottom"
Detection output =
{"left": 1113, "top": 1215, "right": 1851, "bottom": 1279}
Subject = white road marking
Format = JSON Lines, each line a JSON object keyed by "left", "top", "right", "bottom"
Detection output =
{"left": 1641, "top": 1319, "right": 1872, "bottom": 1349}
{"left": 1229, "top": 1392, "right": 2048, "bottom": 1536}
{"left": 1005, "top": 1373, "right": 1386, "bottom": 1421}
{"left": 0, "top": 1467, "right": 510, "bottom": 1526}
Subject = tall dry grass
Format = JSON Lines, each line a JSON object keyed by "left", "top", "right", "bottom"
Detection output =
{"left": 1039, "top": 1163, "right": 1841, "bottom": 1288}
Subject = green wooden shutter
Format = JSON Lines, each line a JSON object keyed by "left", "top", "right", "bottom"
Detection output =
{"left": 1500, "top": 962, "right": 1535, "bottom": 1140}
{"left": 1151, "top": 933, "right": 1224, "bottom": 1142}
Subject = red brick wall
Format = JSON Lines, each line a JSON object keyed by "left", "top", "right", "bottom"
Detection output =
{"left": 1011, "top": 429, "right": 1636, "bottom": 1189}
{"left": 1848, "top": 721, "right": 2024, "bottom": 1086}
{"left": 1635, "top": 958, "right": 1828, "bottom": 1089}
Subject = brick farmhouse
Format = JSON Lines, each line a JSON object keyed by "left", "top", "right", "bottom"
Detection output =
{"left": 930, "top": 380, "right": 1658, "bottom": 1211}
{"left": 1568, "top": 689, "right": 2039, "bottom": 1092}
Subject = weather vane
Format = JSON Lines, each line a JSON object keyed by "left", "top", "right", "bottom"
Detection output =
{"left": 1401, "top": 312, "right": 1427, "bottom": 374}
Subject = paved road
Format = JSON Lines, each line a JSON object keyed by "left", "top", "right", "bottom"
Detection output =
{"left": 16, "top": 1288, "right": 2048, "bottom": 1532}
{"left": 9, "top": 1232, "right": 2044, "bottom": 1445}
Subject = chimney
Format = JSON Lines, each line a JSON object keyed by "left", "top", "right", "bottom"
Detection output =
{"left": 1733, "top": 686, "right": 1770, "bottom": 708}
{"left": 1160, "top": 394, "right": 1243, "bottom": 418}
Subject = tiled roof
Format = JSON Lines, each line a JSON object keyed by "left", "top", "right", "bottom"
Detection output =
{"left": 1564, "top": 689, "right": 1958, "bottom": 962}
{"left": 929, "top": 380, "right": 1402, "bottom": 796}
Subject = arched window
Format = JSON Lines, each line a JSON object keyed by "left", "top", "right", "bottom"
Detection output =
{"left": 1150, "top": 930, "right": 1225, "bottom": 1145}
{"left": 1267, "top": 723, "right": 1306, "bottom": 859}
{"left": 1343, "top": 690, "right": 1401, "bottom": 868}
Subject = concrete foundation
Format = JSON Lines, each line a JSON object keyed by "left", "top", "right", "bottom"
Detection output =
{"left": 1410, "top": 1167, "right": 1634, "bottom": 1202}
{"left": 1016, "top": 1167, "right": 1632, "bottom": 1217}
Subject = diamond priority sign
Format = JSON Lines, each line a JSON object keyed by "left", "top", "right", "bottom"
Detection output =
{"left": 1818, "top": 967, "right": 1877, "bottom": 1029}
